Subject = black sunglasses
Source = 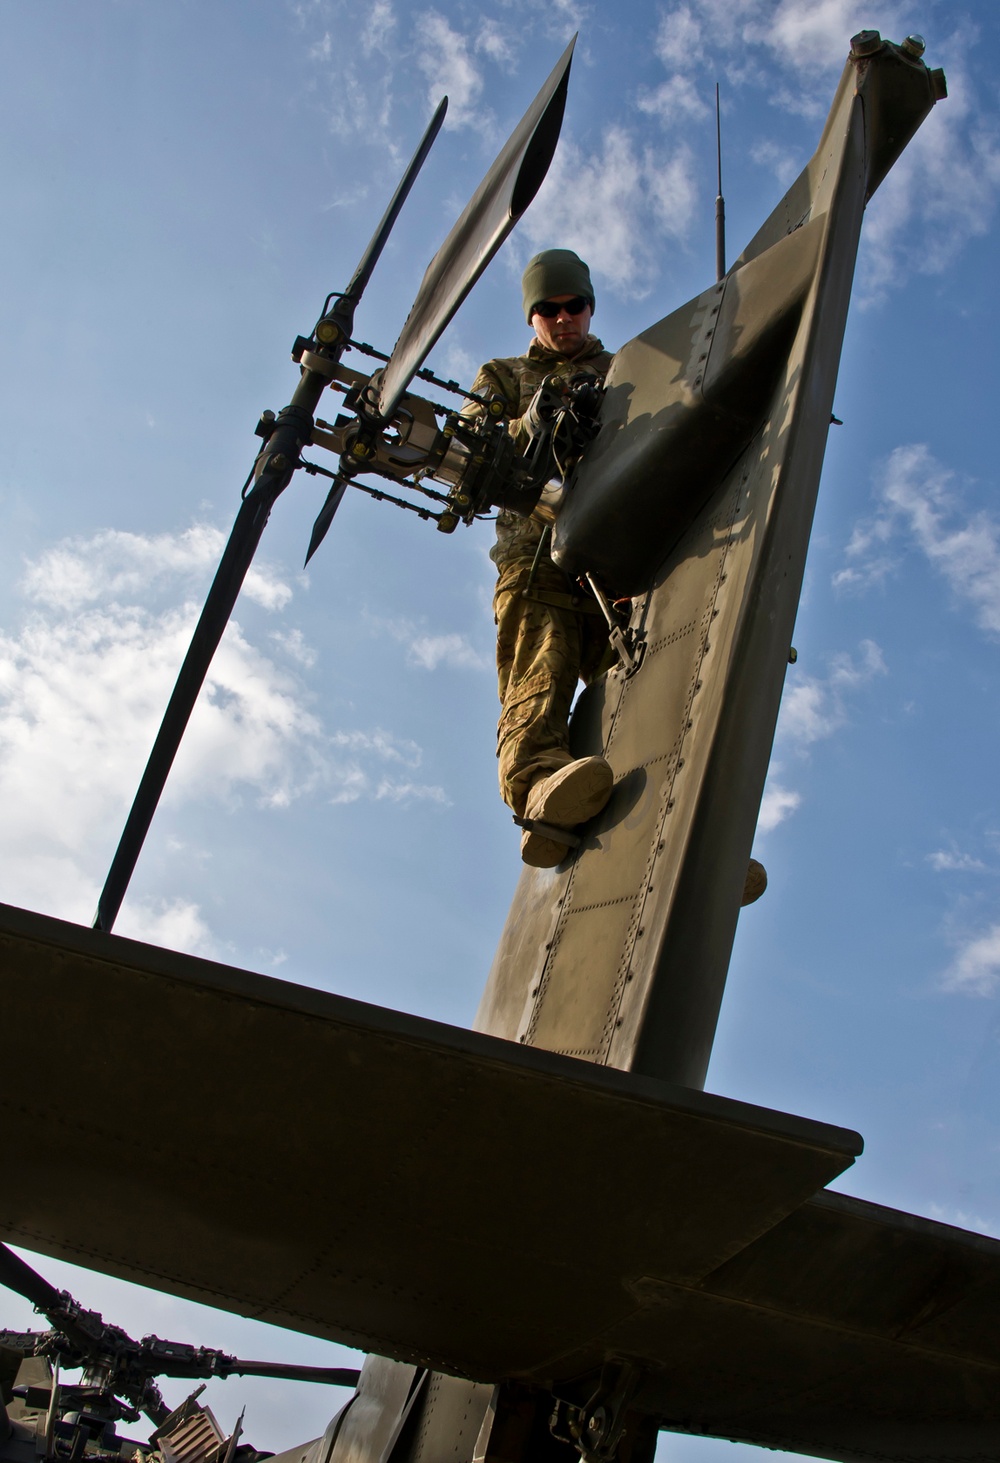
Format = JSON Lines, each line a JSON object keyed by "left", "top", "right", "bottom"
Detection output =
{"left": 532, "top": 295, "right": 590, "bottom": 318}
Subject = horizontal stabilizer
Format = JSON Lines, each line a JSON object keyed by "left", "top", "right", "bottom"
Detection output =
{"left": 1, "top": 902, "right": 853, "bottom": 1379}
{"left": 3, "top": 904, "right": 998, "bottom": 1459}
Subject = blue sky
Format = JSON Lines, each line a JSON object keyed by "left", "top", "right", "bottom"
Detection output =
{"left": 1, "top": 2, "right": 999, "bottom": 1460}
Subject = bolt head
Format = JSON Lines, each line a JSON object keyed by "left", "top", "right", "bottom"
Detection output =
{"left": 586, "top": 1408, "right": 607, "bottom": 1439}
{"left": 901, "top": 33, "right": 926, "bottom": 58}
{"left": 850, "top": 28, "right": 883, "bottom": 58}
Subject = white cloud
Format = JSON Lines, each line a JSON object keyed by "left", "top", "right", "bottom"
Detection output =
{"left": 271, "top": 628, "right": 317, "bottom": 668}
{"left": 744, "top": 0, "right": 902, "bottom": 74}
{"left": 928, "top": 1203, "right": 999, "bottom": 1238}
{"left": 750, "top": 138, "right": 802, "bottom": 186}
{"left": 362, "top": 0, "right": 395, "bottom": 56}
{"left": 757, "top": 779, "right": 802, "bottom": 832}
{"left": 365, "top": 611, "right": 491, "bottom": 671}
{"left": 327, "top": 728, "right": 449, "bottom": 805}
{"left": 416, "top": 12, "right": 488, "bottom": 133}
{"left": 756, "top": 641, "right": 886, "bottom": 836}
{"left": 655, "top": 6, "right": 705, "bottom": 68}
{"left": 637, "top": 74, "right": 708, "bottom": 127}
{"left": 0, "top": 530, "right": 448, "bottom": 948}
{"left": 837, "top": 444, "right": 1000, "bottom": 637}
{"left": 778, "top": 639, "right": 886, "bottom": 745}
{"left": 522, "top": 126, "right": 697, "bottom": 299}
{"left": 476, "top": 18, "right": 516, "bottom": 68}
{"left": 927, "top": 847, "right": 988, "bottom": 873}
{"left": 330, "top": 727, "right": 422, "bottom": 766}
{"left": 942, "top": 924, "right": 1000, "bottom": 997}
{"left": 118, "top": 898, "right": 219, "bottom": 957}
{"left": 22, "top": 526, "right": 292, "bottom": 614}
{"left": 375, "top": 779, "right": 450, "bottom": 805}
{"left": 0, "top": 594, "right": 320, "bottom": 923}
{"left": 408, "top": 632, "right": 490, "bottom": 671}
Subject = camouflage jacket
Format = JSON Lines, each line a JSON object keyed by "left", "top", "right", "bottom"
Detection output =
{"left": 465, "top": 335, "right": 614, "bottom": 567}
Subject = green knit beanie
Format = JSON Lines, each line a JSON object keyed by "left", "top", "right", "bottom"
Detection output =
{"left": 521, "top": 249, "right": 595, "bottom": 324}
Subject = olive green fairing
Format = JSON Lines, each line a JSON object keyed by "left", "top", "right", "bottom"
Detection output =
{"left": 475, "top": 47, "right": 937, "bottom": 1091}
{"left": 551, "top": 218, "right": 822, "bottom": 595}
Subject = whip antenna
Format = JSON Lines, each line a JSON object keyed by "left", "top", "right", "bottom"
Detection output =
{"left": 715, "top": 82, "right": 726, "bottom": 280}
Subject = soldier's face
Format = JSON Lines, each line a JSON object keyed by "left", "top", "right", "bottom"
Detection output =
{"left": 531, "top": 295, "right": 592, "bottom": 356}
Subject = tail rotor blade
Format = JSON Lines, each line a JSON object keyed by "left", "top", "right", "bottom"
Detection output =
{"left": 304, "top": 473, "right": 350, "bottom": 566}
{"left": 94, "top": 470, "right": 288, "bottom": 934}
{"left": 343, "top": 95, "right": 448, "bottom": 308}
{"left": 376, "top": 36, "right": 576, "bottom": 422}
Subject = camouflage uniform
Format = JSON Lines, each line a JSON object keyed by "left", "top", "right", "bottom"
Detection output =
{"left": 467, "top": 336, "right": 615, "bottom": 817}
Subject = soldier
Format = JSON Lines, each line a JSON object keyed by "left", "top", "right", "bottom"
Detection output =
{"left": 470, "top": 249, "right": 767, "bottom": 901}
{"left": 468, "top": 249, "right": 615, "bottom": 868}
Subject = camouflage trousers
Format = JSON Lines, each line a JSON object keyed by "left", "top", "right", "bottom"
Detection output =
{"left": 494, "top": 554, "right": 610, "bottom": 816}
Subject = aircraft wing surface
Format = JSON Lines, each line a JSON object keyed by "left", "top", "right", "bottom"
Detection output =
{"left": 0, "top": 903, "right": 856, "bottom": 1365}
{"left": 2, "top": 904, "right": 998, "bottom": 1460}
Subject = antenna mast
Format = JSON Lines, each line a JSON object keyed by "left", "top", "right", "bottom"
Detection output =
{"left": 715, "top": 82, "right": 726, "bottom": 280}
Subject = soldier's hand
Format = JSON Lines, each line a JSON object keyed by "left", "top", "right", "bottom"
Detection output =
{"left": 523, "top": 381, "right": 563, "bottom": 438}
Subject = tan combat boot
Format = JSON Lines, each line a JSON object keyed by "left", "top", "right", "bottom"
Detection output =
{"left": 519, "top": 756, "right": 614, "bottom": 868}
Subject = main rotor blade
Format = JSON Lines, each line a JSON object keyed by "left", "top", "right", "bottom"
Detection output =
{"left": 376, "top": 36, "right": 575, "bottom": 422}
{"left": 343, "top": 96, "right": 448, "bottom": 306}
{"left": 211, "top": 1361, "right": 361, "bottom": 1387}
{"left": 0, "top": 1243, "right": 63, "bottom": 1315}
